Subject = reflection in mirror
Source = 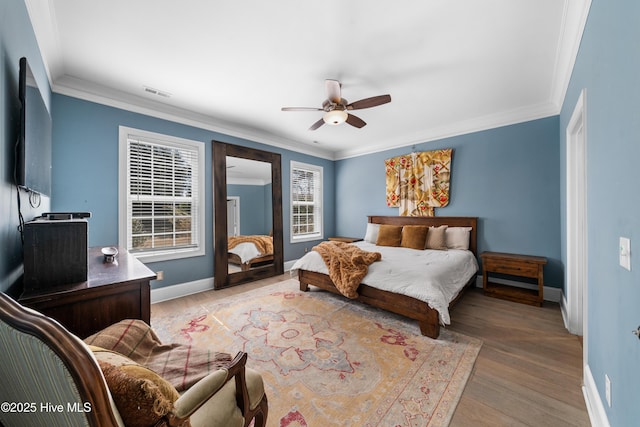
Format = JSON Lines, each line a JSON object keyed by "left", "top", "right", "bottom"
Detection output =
{"left": 213, "top": 141, "right": 283, "bottom": 289}
{"left": 226, "top": 156, "right": 273, "bottom": 273}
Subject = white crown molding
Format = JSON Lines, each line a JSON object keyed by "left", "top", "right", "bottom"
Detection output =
{"left": 52, "top": 75, "right": 337, "bottom": 161}
{"left": 31, "top": 0, "right": 592, "bottom": 162}
{"left": 54, "top": 73, "right": 563, "bottom": 162}
{"left": 549, "top": 0, "right": 592, "bottom": 109}
{"left": 24, "top": 0, "right": 60, "bottom": 86}
{"left": 334, "top": 100, "right": 560, "bottom": 160}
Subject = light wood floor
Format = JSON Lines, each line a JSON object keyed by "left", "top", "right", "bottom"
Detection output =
{"left": 151, "top": 274, "right": 590, "bottom": 427}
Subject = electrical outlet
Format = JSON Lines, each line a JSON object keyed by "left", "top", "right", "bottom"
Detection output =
{"left": 156, "top": 271, "right": 164, "bottom": 281}
{"left": 605, "top": 374, "right": 612, "bottom": 407}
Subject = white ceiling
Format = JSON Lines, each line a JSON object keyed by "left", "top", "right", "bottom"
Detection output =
{"left": 26, "top": 0, "right": 590, "bottom": 160}
{"left": 226, "top": 156, "right": 271, "bottom": 185}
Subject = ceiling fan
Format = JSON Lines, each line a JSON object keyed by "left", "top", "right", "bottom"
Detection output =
{"left": 281, "top": 79, "right": 391, "bottom": 131}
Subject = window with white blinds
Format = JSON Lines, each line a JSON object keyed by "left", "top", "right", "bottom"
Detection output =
{"left": 118, "top": 127, "right": 205, "bottom": 262}
{"left": 290, "top": 161, "right": 323, "bottom": 242}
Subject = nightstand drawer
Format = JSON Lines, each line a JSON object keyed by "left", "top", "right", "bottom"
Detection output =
{"left": 483, "top": 259, "right": 539, "bottom": 278}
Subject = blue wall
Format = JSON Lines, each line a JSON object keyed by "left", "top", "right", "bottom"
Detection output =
{"left": 228, "top": 183, "right": 272, "bottom": 235}
{"left": 0, "top": 0, "right": 51, "bottom": 293}
{"left": 335, "top": 116, "right": 563, "bottom": 286}
{"left": 7, "top": 0, "right": 638, "bottom": 423}
{"left": 560, "top": 1, "right": 640, "bottom": 424}
{"left": 51, "top": 94, "right": 335, "bottom": 288}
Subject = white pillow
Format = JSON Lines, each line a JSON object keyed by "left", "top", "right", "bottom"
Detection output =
{"left": 364, "top": 223, "right": 380, "bottom": 243}
{"left": 445, "top": 227, "right": 472, "bottom": 250}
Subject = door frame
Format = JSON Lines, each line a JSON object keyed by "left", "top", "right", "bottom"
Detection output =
{"left": 227, "top": 196, "right": 240, "bottom": 236}
{"left": 565, "top": 89, "right": 588, "bottom": 359}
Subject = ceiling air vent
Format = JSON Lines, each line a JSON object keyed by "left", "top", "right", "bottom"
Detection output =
{"left": 143, "top": 86, "right": 171, "bottom": 98}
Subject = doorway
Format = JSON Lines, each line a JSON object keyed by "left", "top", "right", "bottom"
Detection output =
{"left": 227, "top": 197, "right": 240, "bottom": 237}
{"left": 566, "top": 89, "right": 587, "bottom": 351}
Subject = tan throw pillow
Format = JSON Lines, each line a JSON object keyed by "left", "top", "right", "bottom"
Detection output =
{"left": 95, "top": 355, "right": 190, "bottom": 427}
{"left": 98, "top": 361, "right": 174, "bottom": 427}
{"left": 363, "top": 223, "right": 380, "bottom": 243}
{"left": 425, "top": 225, "right": 448, "bottom": 250}
{"left": 376, "top": 225, "right": 403, "bottom": 247}
{"left": 446, "top": 227, "right": 473, "bottom": 250}
{"left": 401, "top": 225, "right": 429, "bottom": 250}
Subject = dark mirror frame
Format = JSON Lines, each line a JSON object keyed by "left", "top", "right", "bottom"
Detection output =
{"left": 213, "top": 141, "right": 284, "bottom": 289}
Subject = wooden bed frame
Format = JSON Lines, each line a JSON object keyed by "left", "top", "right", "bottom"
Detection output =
{"left": 228, "top": 253, "right": 275, "bottom": 271}
{"left": 298, "top": 216, "right": 478, "bottom": 339}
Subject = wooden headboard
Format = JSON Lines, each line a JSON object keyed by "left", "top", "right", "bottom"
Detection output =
{"left": 368, "top": 216, "right": 478, "bottom": 256}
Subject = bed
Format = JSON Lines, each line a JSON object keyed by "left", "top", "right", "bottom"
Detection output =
{"left": 291, "top": 216, "right": 478, "bottom": 339}
{"left": 228, "top": 235, "right": 274, "bottom": 271}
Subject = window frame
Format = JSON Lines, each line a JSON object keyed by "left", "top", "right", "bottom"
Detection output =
{"left": 290, "top": 160, "right": 323, "bottom": 243}
{"left": 118, "top": 126, "right": 205, "bottom": 262}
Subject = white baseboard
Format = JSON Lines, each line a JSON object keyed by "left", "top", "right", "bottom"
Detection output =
{"left": 475, "top": 275, "right": 562, "bottom": 303}
{"left": 151, "top": 261, "right": 297, "bottom": 304}
{"left": 560, "top": 293, "right": 571, "bottom": 331}
{"left": 284, "top": 260, "right": 296, "bottom": 272}
{"left": 151, "top": 277, "right": 214, "bottom": 304}
{"left": 583, "top": 364, "right": 611, "bottom": 427}
{"left": 150, "top": 271, "right": 561, "bottom": 305}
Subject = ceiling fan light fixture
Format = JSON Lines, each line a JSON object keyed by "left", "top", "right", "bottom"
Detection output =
{"left": 323, "top": 109, "right": 348, "bottom": 125}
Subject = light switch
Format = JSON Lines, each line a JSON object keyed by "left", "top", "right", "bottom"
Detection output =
{"left": 620, "top": 237, "right": 631, "bottom": 271}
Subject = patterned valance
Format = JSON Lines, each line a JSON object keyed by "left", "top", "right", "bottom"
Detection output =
{"left": 385, "top": 149, "right": 453, "bottom": 216}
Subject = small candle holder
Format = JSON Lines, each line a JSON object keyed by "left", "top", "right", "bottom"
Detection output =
{"left": 101, "top": 247, "right": 119, "bottom": 263}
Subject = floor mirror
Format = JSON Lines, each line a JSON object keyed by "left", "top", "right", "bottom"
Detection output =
{"left": 213, "top": 141, "right": 283, "bottom": 289}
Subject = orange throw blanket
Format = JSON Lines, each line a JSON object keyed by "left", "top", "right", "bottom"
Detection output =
{"left": 228, "top": 235, "right": 273, "bottom": 255}
{"left": 312, "top": 241, "right": 382, "bottom": 299}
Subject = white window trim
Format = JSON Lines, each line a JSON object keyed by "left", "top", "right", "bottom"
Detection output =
{"left": 290, "top": 160, "right": 323, "bottom": 243}
{"left": 118, "top": 126, "right": 205, "bottom": 262}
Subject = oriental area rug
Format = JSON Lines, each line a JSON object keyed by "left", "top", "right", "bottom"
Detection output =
{"left": 151, "top": 279, "right": 482, "bottom": 427}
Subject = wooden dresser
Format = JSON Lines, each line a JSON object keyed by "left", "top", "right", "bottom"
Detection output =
{"left": 20, "top": 246, "right": 156, "bottom": 338}
{"left": 480, "top": 251, "right": 547, "bottom": 306}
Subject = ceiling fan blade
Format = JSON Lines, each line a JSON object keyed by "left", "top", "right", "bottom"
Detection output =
{"left": 325, "top": 79, "right": 342, "bottom": 103}
{"left": 346, "top": 113, "right": 366, "bottom": 128}
{"left": 309, "top": 118, "right": 325, "bottom": 131}
{"left": 347, "top": 94, "right": 391, "bottom": 110}
{"left": 281, "top": 107, "right": 323, "bottom": 111}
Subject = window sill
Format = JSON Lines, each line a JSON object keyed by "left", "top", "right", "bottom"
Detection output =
{"left": 291, "top": 235, "right": 323, "bottom": 244}
{"left": 130, "top": 247, "right": 205, "bottom": 263}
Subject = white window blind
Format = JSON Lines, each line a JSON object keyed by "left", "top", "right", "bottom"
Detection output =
{"left": 119, "top": 127, "right": 204, "bottom": 262}
{"left": 291, "top": 161, "right": 323, "bottom": 242}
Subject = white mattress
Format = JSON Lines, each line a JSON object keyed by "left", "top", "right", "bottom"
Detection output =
{"left": 291, "top": 241, "right": 479, "bottom": 325}
{"left": 229, "top": 242, "right": 262, "bottom": 264}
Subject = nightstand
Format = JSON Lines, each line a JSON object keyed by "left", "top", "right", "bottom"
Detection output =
{"left": 328, "top": 237, "right": 363, "bottom": 243}
{"left": 480, "top": 251, "right": 547, "bottom": 306}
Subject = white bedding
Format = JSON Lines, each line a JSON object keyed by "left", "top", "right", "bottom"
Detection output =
{"left": 229, "top": 242, "right": 262, "bottom": 264}
{"left": 291, "top": 241, "right": 479, "bottom": 325}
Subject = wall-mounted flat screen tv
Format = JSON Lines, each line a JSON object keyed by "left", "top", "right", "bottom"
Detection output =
{"left": 17, "top": 56, "right": 52, "bottom": 196}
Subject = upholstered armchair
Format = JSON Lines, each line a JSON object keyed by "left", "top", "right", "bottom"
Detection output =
{"left": 0, "top": 292, "right": 268, "bottom": 427}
